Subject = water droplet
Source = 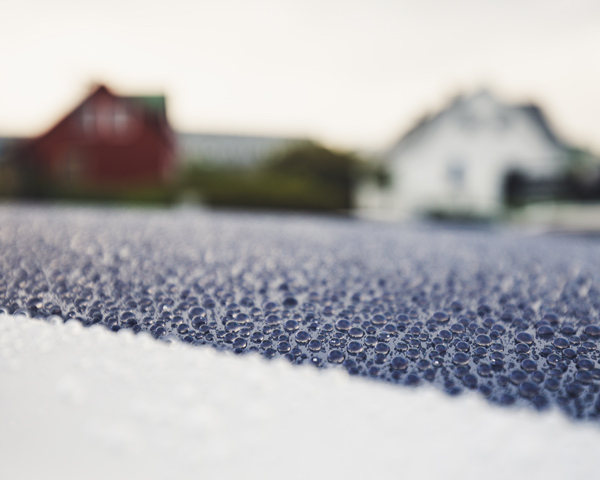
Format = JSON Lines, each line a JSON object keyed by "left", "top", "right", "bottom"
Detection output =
{"left": 328, "top": 350, "right": 345, "bottom": 364}
{"left": 515, "top": 332, "right": 533, "bottom": 344}
{"left": 452, "top": 352, "right": 470, "bottom": 365}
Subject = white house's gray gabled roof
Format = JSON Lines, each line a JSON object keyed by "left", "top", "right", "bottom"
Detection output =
{"left": 387, "top": 90, "right": 569, "bottom": 161}
{"left": 177, "top": 132, "right": 308, "bottom": 168}
{"left": 518, "top": 103, "right": 566, "bottom": 149}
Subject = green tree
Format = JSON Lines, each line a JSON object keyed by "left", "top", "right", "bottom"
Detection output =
{"left": 264, "top": 142, "right": 360, "bottom": 209}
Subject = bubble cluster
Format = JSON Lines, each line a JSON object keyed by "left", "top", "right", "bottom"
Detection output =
{"left": 2, "top": 205, "right": 600, "bottom": 420}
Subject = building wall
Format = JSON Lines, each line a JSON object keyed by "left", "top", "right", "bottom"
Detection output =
{"left": 23, "top": 87, "right": 174, "bottom": 190}
{"left": 386, "top": 92, "right": 567, "bottom": 217}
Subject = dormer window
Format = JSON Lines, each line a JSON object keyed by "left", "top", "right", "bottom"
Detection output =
{"left": 81, "top": 105, "right": 96, "bottom": 137}
{"left": 79, "top": 101, "right": 133, "bottom": 141}
{"left": 114, "top": 105, "right": 130, "bottom": 136}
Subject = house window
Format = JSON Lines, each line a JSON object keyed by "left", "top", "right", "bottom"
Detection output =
{"left": 447, "top": 161, "right": 465, "bottom": 189}
{"left": 81, "top": 105, "right": 96, "bottom": 137}
{"left": 114, "top": 105, "right": 130, "bottom": 136}
{"left": 97, "top": 104, "right": 114, "bottom": 139}
{"left": 79, "top": 101, "right": 133, "bottom": 141}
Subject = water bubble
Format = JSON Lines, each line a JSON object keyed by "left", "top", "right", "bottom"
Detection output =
{"left": 553, "top": 337, "right": 570, "bottom": 349}
{"left": 537, "top": 325, "right": 555, "bottom": 338}
{"left": 452, "top": 352, "right": 470, "bottom": 365}
{"left": 515, "top": 332, "right": 533, "bottom": 344}
{"left": 295, "top": 331, "right": 310, "bottom": 344}
{"left": 450, "top": 324, "right": 465, "bottom": 334}
{"left": 547, "top": 353, "right": 560, "bottom": 367}
{"left": 490, "top": 357, "right": 504, "bottom": 371}
{"left": 335, "top": 319, "right": 351, "bottom": 332}
{"left": 492, "top": 324, "right": 506, "bottom": 335}
{"left": 264, "top": 302, "right": 278, "bottom": 312}
{"left": 509, "top": 370, "right": 528, "bottom": 385}
{"left": 575, "top": 371, "right": 593, "bottom": 384}
{"left": 347, "top": 341, "right": 363, "bottom": 354}
{"left": 438, "top": 329, "right": 452, "bottom": 342}
{"left": 432, "top": 311, "right": 449, "bottom": 323}
{"left": 519, "top": 381, "right": 539, "bottom": 399}
{"left": 582, "top": 324, "right": 600, "bottom": 338}
{"left": 566, "top": 382, "right": 585, "bottom": 398}
{"left": 577, "top": 358, "right": 594, "bottom": 370}
{"left": 251, "top": 331, "right": 264, "bottom": 343}
{"left": 463, "top": 374, "right": 477, "bottom": 389}
{"left": 561, "top": 324, "right": 577, "bottom": 336}
{"left": 177, "top": 324, "right": 189, "bottom": 334}
{"left": 283, "top": 320, "right": 299, "bottom": 332}
{"left": 521, "top": 359, "right": 538, "bottom": 372}
{"left": 563, "top": 348, "right": 577, "bottom": 359}
{"left": 383, "top": 324, "right": 397, "bottom": 335}
{"left": 202, "top": 298, "right": 215, "bottom": 309}
{"left": 321, "top": 323, "right": 334, "bottom": 333}
{"left": 543, "top": 313, "right": 559, "bottom": 325}
{"left": 264, "top": 348, "right": 276, "bottom": 359}
{"left": 283, "top": 297, "right": 298, "bottom": 308}
{"left": 544, "top": 378, "right": 560, "bottom": 391}
{"left": 391, "top": 356, "right": 409, "bottom": 370}
{"left": 371, "top": 314, "right": 387, "bottom": 326}
{"left": 348, "top": 327, "right": 364, "bottom": 339}
{"left": 328, "top": 350, "right": 345, "bottom": 364}
{"left": 406, "top": 348, "right": 420, "bottom": 360}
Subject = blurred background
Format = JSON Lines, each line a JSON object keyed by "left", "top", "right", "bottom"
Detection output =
{"left": 1, "top": 0, "right": 599, "bottom": 227}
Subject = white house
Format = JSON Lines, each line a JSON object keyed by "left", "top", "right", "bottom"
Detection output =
{"left": 357, "top": 90, "right": 570, "bottom": 218}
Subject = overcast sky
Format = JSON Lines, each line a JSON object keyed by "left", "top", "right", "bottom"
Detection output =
{"left": 1, "top": 0, "right": 599, "bottom": 151}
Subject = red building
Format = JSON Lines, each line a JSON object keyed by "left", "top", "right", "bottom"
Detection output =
{"left": 16, "top": 85, "right": 175, "bottom": 194}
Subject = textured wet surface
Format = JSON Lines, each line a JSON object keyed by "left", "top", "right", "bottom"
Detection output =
{"left": 2, "top": 205, "right": 600, "bottom": 420}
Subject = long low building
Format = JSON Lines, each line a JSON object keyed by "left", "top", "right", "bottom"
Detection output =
{"left": 177, "top": 132, "right": 308, "bottom": 168}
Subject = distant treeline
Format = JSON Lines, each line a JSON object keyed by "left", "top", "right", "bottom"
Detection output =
{"left": 181, "top": 142, "right": 370, "bottom": 211}
{"left": 0, "top": 141, "right": 380, "bottom": 211}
